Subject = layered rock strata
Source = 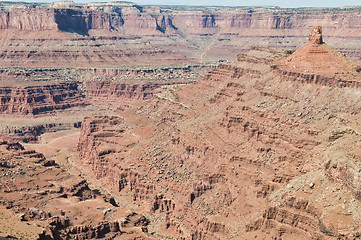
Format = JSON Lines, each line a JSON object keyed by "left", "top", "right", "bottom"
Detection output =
{"left": 0, "top": 121, "right": 81, "bottom": 143}
{"left": 0, "top": 141, "right": 151, "bottom": 239}
{"left": 0, "top": 2, "right": 361, "bottom": 67}
{"left": 77, "top": 42, "right": 361, "bottom": 239}
{"left": 273, "top": 25, "right": 361, "bottom": 87}
{"left": 86, "top": 81, "right": 163, "bottom": 100}
{"left": 0, "top": 64, "right": 212, "bottom": 107}
{"left": 0, "top": 82, "right": 86, "bottom": 115}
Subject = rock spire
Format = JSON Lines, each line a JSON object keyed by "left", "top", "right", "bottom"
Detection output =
{"left": 309, "top": 25, "right": 323, "bottom": 44}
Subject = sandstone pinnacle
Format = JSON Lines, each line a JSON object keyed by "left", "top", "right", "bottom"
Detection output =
{"left": 274, "top": 24, "right": 361, "bottom": 78}
{"left": 309, "top": 25, "right": 323, "bottom": 44}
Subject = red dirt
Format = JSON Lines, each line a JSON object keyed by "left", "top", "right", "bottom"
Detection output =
{"left": 74, "top": 30, "right": 361, "bottom": 238}
{"left": 0, "top": 4, "right": 361, "bottom": 239}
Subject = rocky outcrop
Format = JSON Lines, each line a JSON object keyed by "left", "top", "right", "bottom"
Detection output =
{"left": 272, "top": 65, "right": 361, "bottom": 88}
{"left": 75, "top": 43, "right": 361, "bottom": 239}
{"left": 309, "top": 25, "right": 323, "bottom": 44}
{"left": 1, "top": 3, "right": 361, "bottom": 67}
{"left": 0, "top": 82, "right": 86, "bottom": 115}
{"left": 77, "top": 115, "right": 124, "bottom": 166}
{"left": 0, "top": 121, "right": 81, "bottom": 143}
{"left": 78, "top": 116, "right": 156, "bottom": 202}
{"left": 273, "top": 26, "right": 361, "bottom": 87}
{"left": 192, "top": 217, "right": 229, "bottom": 240}
{"left": 246, "top": 204, "right": 328, "bottom": 239}
{"left": 87, "top": 81, "right": 169, "bottom": 100}
{"left": 0, "top": 139, "right": 152, "bottom": 239}
{"left": 150, "top": 194, "right": 175, "bottom": 213}
{"left": 65, "top": 221, "right": 121, "bottom": 239}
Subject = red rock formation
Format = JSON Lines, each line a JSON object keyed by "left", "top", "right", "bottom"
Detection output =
{"left": 309, "top": 25, "right": 323, "bottom": 44}
{"left": 78, "top": 116, "right": 157, "bottom": 202}
{"left": 65, "top": 221, "right": 121, "bottom": 239}
{"left": 273, "top": 25, "right": 361, "bottom": 86}
{"left": 1, "top": 3, "right": 360, "bottom": 35}
{"left": 0, "top": 82, "right": 86, "bottom": 115}
{"left": 86, "top": 81, "right": 165, "bottom": 100}
{"left": 0, "top": 139, "right": 153, "bottom": 239}
{"left": 0, "top": 7, "right": 57, "bottom": 30}
{"left": 0, "top": 121, "right": 81, "bottom": 143}
{"left": 1, "top": 3, "right": 361, "bottom": 67}
{"left": 77, "top": 36, "right": 361, "bottom": 238}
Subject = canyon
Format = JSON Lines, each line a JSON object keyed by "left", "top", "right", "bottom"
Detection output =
{"left": 0, "top": 1, "right": 360, "bottom": 240}
{"left": 74, "top": 29, "right": 361, "bottom": 238}
{"left": 0, "top": 2, "right": 361, "bottom": 68}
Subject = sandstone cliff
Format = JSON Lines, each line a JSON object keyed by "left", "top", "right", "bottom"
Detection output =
{"left": 273, "top": 25, "right": 361, "bottom": 86}
{"left": 1, "top": 3, "right": 361, "bottom": 35}
{"left": 0, "top": 121, "right": 81, "bottom": 143}
{"left": 0, "top": 2, "right": 361, "bottom": 67}
{"left": 0, "top": 82, "right": 86, "bottom": 115}
{"left": 86, "top": 81, "right": 163, "bottom": 100}
{"left": 0, "top": 140, "right": 152, "bottom": 239}
{"left": 77, "top": 40, "right": 361, "bottom": 239}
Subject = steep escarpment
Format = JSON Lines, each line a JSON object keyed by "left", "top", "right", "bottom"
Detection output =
{"left": 0, "top": 140, "right": 153, "bottom": 239}
{"left": 0, "top": 7, "right": 57, "bottom": 30}
{"left": 0, "top": 2, "right": 187, "bottom": 67}
{"left": 84, "top": 64, "right": 214, "bottom": 100}
{"left": 0, "top": 121, "right": 81, "bottom": 143}
{"left": 86, "top": 81, "right": 164, "bottom": 100}
{"left": 77, "top": 28, "right": 361, "bottom": 238}
{"left": 0, "top": 2, "right": 159, "bottom": 33}
{"left": 273, "top": 26, "right": 361, "bottom": 88}
{"left": 0, "top": 2, "right": 361, "bottom": 67}
{"left": 0, "top": 82, "right": 86, "bottom": 115}
{"left": 1, "top": 3, "right": 361, "bottom": 35}
{"left": 53, "top": 8, "right": 114, "bottom": 35}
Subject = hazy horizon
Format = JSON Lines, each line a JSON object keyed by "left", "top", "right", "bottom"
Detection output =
{"left": 4, "top": 0, "right": 361, "bottom": 8}
{"left": 134, "top": 0, "right": 361, "bottom": 8}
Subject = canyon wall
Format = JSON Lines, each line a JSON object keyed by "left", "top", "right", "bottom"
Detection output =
{"left": 1, "top": 3, "right": 360, "bottom": 34}
{"left": 0, "top": 121, "right": 81, "bottom": 143}
{"left": 0, "top": 82, "right": 86, "bottom": 115}
{"left": 0, "top": 64, "right": 211, "bottom": 118}
{"left": 0, "top": 2, "right": 361, "bottom": 67}
{"left": 0, "top": 140, "right": 152, "bottom": 239}
{"left": 86, "top": 81, "right": 164, "bottom": 100}
{"left": 0, "top": 7, "right": 57, "bottom": 30}
{"left": 77, "top": 46, "right": 361, "bottom": 239}
{"left": 171, "top": 9, "right": 361, "bottom": 33}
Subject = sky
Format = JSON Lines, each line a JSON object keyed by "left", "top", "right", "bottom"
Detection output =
{"left": 132, "top": 0, "right": 361, "bottom": 8}
{"left": 13, "top": 0, "right": 361, "bottom": 8}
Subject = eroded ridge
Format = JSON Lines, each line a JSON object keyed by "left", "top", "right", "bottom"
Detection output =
{"left": 77, "top": 45, "right": 361, "bottom": 239}
{"left": 0, "top": 82, "right": 86, "bottom": 115}
{"left": 1, "top": 2, "right": 361, "bottom": 68}
{"left": 0, "top": 140, "right": 153, "bottom": 239}
{"left": 273, "top": 26, "right": 361, "bottom": 88}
